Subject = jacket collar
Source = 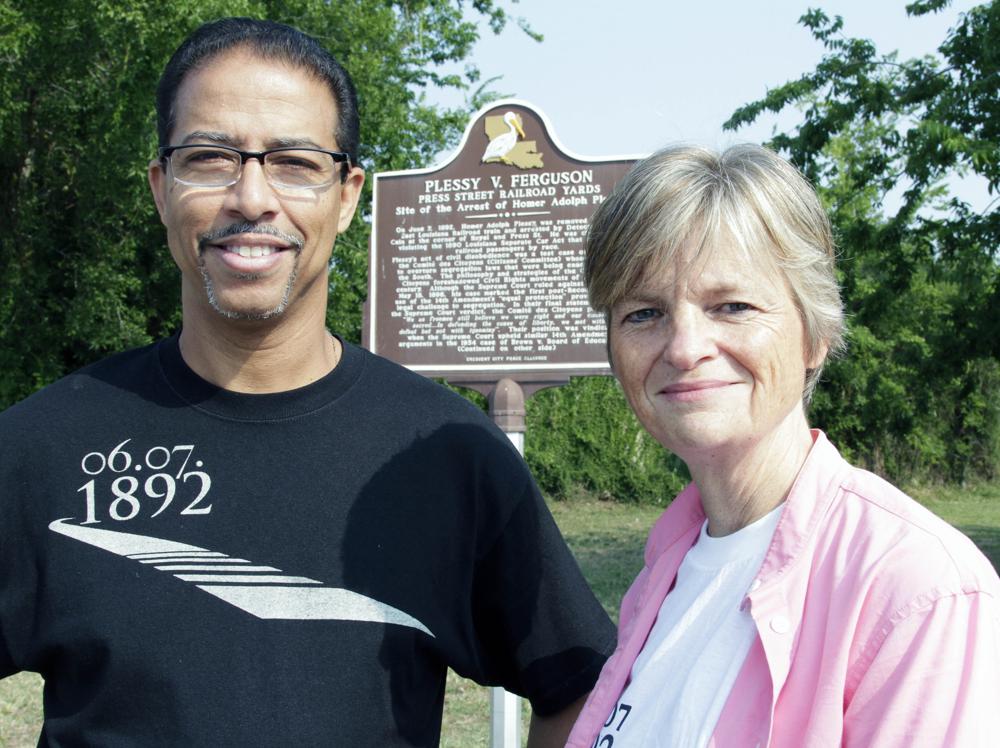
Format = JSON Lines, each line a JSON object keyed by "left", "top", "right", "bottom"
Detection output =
{"left": 644, "top": 430, "right": 848, "bottom": 576}
{"left": 754, "top": 430, "right": 850, "bottom": 586}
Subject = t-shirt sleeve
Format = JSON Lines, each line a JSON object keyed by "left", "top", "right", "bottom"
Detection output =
{"left": 0, "top": 629, "right": 14, "bottom": 678}
{"left": 466, "top": 481, "right": 617, "bottom": 716}
{"left": 0, "top": 507, "right": 13, "bottom": 677}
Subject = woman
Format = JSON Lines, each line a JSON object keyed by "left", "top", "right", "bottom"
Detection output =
{"left": 566, "top": 144, "right": 1000, "bottom": 747}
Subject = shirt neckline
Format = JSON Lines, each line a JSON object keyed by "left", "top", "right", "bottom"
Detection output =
{"left": 687, "top": 503, "right": 785, "bottom": 570}
{"left": 156, "top": 332, "right": 365, "bottom": 422}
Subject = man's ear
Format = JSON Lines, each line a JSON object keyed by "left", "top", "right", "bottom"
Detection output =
{"left": 148, "top": 159, "right": 169, "bottom": 226}
{"left": 336, "top": 165, "right": 365, "bottom": 233}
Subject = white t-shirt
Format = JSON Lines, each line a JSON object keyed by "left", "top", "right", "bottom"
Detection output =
{"left": 594, "top": 503, "right": 783, "bottom": 748}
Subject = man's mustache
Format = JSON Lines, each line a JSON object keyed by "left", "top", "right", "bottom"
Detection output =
{"left": 198, "top": 222, "right": 304, "bottom": 253}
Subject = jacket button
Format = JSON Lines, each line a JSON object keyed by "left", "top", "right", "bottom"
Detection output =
{"left": 770, "top": 615, "right": 790, "bottom": 634}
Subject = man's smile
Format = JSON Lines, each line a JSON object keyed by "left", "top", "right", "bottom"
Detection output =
{"left": 222, "top": 245, "right": 280, "bottom": 258}
{"left": 196, "top": 225, "right": 303, "bottom": 276}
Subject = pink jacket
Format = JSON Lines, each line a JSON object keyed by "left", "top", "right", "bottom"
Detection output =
{"left": 568, "top": 431, "right": 1000, "bottom": 747}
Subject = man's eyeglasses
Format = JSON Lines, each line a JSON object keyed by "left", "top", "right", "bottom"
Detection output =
{"left": 158, "top": 144, "right": 352, "bottom": 191}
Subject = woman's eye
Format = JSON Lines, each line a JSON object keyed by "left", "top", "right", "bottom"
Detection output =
{"left": 720, "top": 302, "right": 753, "bottom": 314}
{"left": 623, "top": 308, "right": 660, "bottom": 324}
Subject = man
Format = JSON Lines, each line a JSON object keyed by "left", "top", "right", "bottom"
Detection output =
{"left": 0, "top": 18, "right": 615, "bottom": 746}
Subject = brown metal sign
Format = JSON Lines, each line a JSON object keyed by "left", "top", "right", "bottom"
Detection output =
{"left": 365, "top": 100, "right": 639, "bottom": 379}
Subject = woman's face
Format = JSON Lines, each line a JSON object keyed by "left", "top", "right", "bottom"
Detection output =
{"left": 608, "top": 237, "right": 822, "bottom": 463}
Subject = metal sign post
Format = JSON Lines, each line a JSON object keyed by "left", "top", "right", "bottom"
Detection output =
{"left": 488, "top": 378, "right": 525, "bottom": 748}
{"left": 490, "top": 686, "right": 522, "bottom": 748}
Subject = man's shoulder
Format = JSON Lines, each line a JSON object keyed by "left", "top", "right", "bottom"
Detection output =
{"left": 343, "top": 343, "right": 529, "bottom": 474}
{"left": 345, "top": 342, "right": 493, "bottom": 423}
{"left": 1, "top": 341, "right": 162, "bottom": 427}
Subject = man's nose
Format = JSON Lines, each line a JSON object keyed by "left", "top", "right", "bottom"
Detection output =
{"left": 224, "top": 158, "right": 280, "bottom": 221}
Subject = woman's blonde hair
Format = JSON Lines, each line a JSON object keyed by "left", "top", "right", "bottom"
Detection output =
{"left": 585, "top": 143, "right": 845, "bottom": 402}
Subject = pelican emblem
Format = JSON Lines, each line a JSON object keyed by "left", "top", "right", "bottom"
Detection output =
{"left": 481, "top": 111, "right": 526, "bottom": 164}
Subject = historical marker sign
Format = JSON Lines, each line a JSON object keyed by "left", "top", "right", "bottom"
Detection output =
{"left": 365, "top": 99, "right": 639, "bottom": 381}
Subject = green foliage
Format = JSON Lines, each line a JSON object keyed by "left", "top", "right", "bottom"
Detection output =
{"left": 6, "top": 0, "right": 997, "bottom": 498}
{"left": 525, "top": 376, "right": 687, "bottom": 504}
{"left": 0, "top": 0, "right": 532, "bottom": 408}
{"left": 726, "top": 1, "right": 1000, "bottom": 483}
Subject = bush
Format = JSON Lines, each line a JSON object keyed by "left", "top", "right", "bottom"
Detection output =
{"left": 524, "top": 376, "right": 687, "bottom": 504}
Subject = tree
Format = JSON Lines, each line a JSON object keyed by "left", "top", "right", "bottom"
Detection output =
{"left": 726, "top": 1, "right": 1000, "bottom": 481}
{"left": 0, "top": 0, "right": 533, "bottom": 407}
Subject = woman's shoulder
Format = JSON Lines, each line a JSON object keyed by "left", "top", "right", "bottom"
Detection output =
{"left": 829, "top": 465, "right": 999, "bottom": 601}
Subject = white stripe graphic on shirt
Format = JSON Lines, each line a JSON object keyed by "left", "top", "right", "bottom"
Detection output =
{"left": 131, "top": 551, "right": 229, "bottom": 559}
{"left": 48, "top": 518, "right": 433, "bottom": 636}
{"left": 142, "top": 558, "right": 253, "bottom": 565}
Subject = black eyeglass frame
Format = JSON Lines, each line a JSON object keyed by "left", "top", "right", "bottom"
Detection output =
{"left": 157, "top": 144, "right": 353, "bottom": 187}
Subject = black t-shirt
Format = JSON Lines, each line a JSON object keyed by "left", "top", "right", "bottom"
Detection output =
{"left": 0, "top": 336, "right": 615, "bottom": 747}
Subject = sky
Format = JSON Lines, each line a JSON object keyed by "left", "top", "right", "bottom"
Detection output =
{"left": 425, "top": 0, "right": 988, "bottom": 209}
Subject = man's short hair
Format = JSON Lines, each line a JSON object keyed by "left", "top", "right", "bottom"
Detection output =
{"left": 155, "top": 17, "right": 360, "bottom": 167}
{"left": 585, "top": 143, "right": 846, "bottom": 402}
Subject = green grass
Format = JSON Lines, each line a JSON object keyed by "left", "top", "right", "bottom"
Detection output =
{"left": 0, "top": 672, "right": 41, "bottom": 747}
{"left": 3, "top": 488, "right": 998, "bottom": 747}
